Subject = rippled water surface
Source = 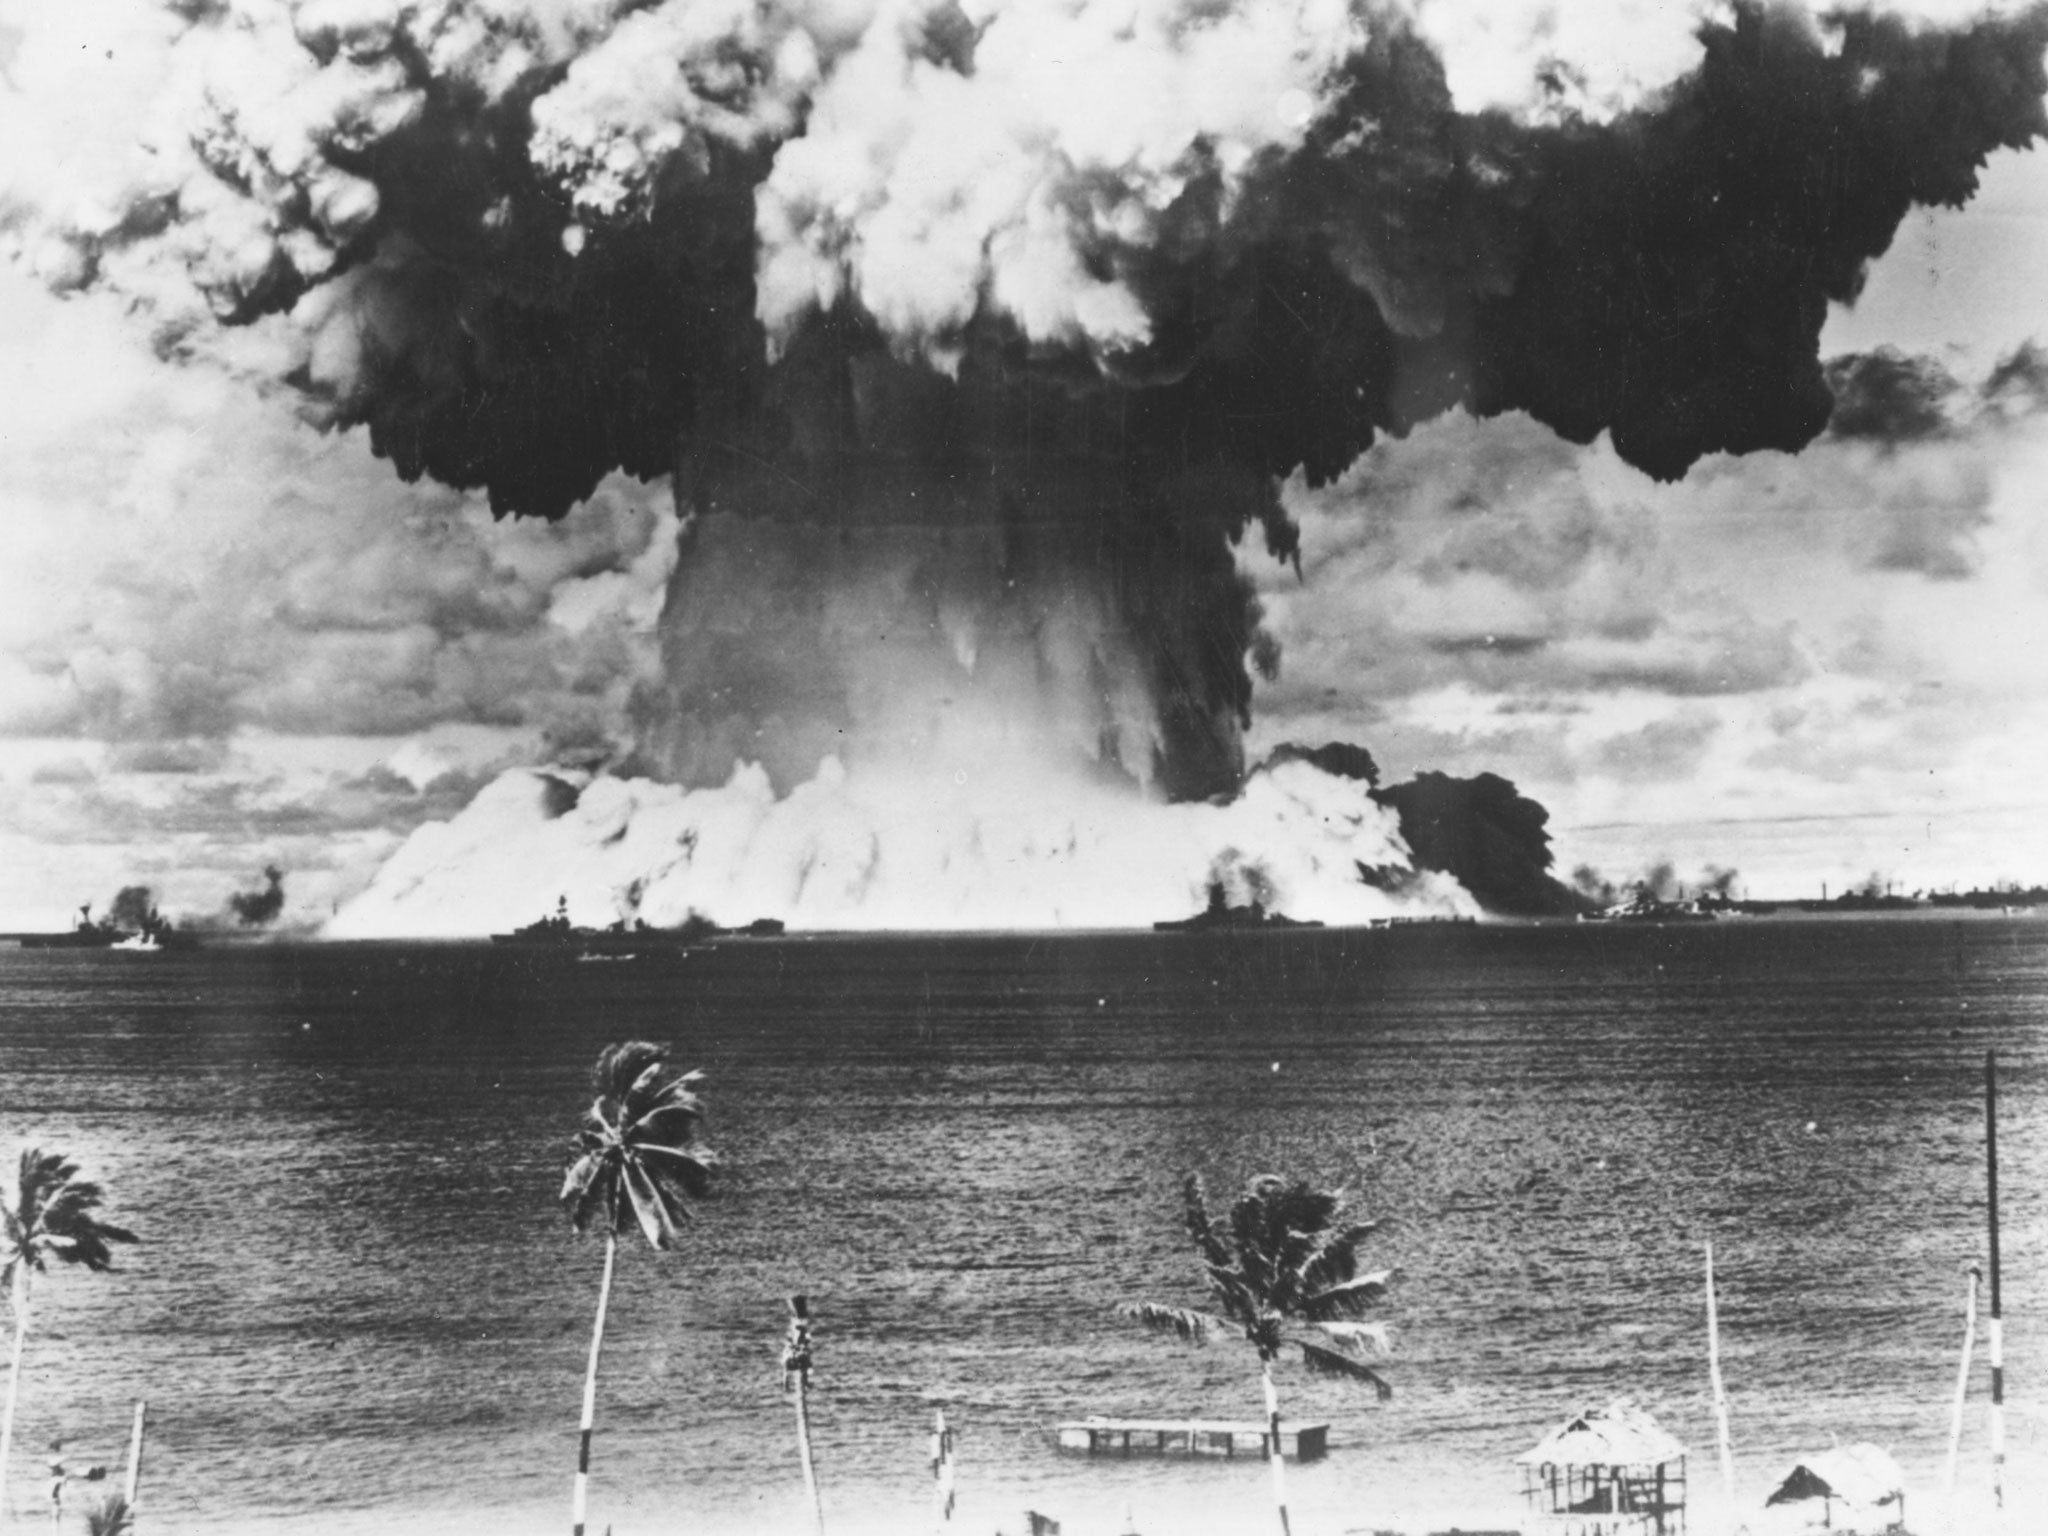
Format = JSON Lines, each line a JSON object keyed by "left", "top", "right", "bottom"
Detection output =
{"left": 1, "top": 919, "right": 2042, "bottom": 1536}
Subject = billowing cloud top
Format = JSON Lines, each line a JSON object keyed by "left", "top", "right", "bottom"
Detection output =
{"left": 5, "top": 0, "right": 2045, "bottom": 523}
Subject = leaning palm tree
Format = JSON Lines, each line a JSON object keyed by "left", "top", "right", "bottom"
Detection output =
{"left": 1, "top": 1148, "right": 138, "bottom": 1532}
{"left": 558, "top": 1042, "right": 716, "bottom": 1536}
{"left": 84, "top": 1492, "right": 133, "bottom": 1536}
{"left": 1125, "top": 1173, "right": 1394, "bottom": 1536}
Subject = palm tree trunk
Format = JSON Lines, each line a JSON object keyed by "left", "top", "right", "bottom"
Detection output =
{"left": 1260, "top": 1356, "right": 1290, "bottom": 1536}
{"left": 791, "top": 1368, "right": 824, "bottom": 1535}
{"left": 572, "top": 1233, "right": 617, "bottom": 1536}
{"left": 1, "top": 1268, "right": 31, "bottom": 1536}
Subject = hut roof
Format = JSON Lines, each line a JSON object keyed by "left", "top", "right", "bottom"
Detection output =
{"left": 1515, "top": 1400, "right": 1687, "bottom": 1469}
{"left": 1764, "top": 1445, "right": 1904, "bottom": 1508}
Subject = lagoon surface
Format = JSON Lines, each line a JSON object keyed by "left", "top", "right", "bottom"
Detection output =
{"left": 1, "top": 919, "right": 2043, "bottom": 1536}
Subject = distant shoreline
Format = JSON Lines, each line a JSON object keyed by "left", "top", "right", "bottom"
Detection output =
{"left": 3, "top": 902, "right": 2041, "bottom": 947}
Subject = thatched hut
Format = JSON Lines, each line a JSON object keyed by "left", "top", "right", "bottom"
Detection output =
{"left": 1516, "top": 1399, "right": 1688, "bottom": 1536}
{"left": 1763, "top": 1444, "right": 1905, "bottom": 1532}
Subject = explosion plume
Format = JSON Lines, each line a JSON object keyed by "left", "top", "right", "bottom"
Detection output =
{"left": 229, "top": 864, "right": 288, "bottom": 927}
{"left": 6, "top": 1, "right": 2046, "bottom": 927}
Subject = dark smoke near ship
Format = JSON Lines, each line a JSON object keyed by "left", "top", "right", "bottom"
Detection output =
{"left": 9, "top": 1, "right": 2046, "bottom": 930}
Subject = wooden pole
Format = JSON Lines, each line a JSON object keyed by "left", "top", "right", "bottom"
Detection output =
{"left": 1943, "top": 1268, "right": 1980, "bottom": 1492}
{"left": 1260, "top": 1357, "right": 1290, "bottom": 1536}
{"left": 929, "top": 1410, "right": 955, "bottom": 1530}
{"left": 121, "top": 1401, "right": 146, "bottom": 1515}
{"left": 1706, "top": 1242, "right": 1736, "bottom": 1507}
{"left": 783, "top": 1296, "right": 824, "bottom": 1536}
{"left": 1986, "top": 1051, "right": 2004, "bottom": 1511}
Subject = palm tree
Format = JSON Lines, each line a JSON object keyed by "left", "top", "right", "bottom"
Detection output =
{"left": 558, "top": 1042, "right": 716, "bottom": 1536}
{"left": 1, "top": 1149, "right": 137, "bottom": 1533}
{"left": 1125, "top": 1174, "right": 1394, "bottom": 1536}
{"left": 84, "top": 1492, "right": 132, "bottom": 1536}
{"left": 781, "top": 1295, "right": 825, "bottom": 1535}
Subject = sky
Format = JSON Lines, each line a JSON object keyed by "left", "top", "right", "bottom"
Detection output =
{"left": 1, "top": 2, "right": 2046, "bottom": 932}
{"left": 1245, "top": 143, "right": 2048, "bottom": 901}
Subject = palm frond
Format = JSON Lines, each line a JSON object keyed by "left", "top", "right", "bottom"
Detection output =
{"left": 621, "top": 1154, "right": 681, "bottom": 1251}
{"left": 5, "top": 1147, "right": 136, "bottom": 1276}
{"left": 1141, "top": 1171, "right": 1397, "bottom": 1393}
{"left": 1120, "top": 1301, "right": 1227, "bottom": 1345}
{"left": 1181, "top": 1173, "right": 1233, "bottom": 1272}
{"left": 1311, "top": 1320, "right": 1391, "bottom": 1354}
{"left": 1205, "top": 1270, "right": 1264, "bottom": 1333}
{"left": 561, "top": 1152, "right": 614, "bottom": 1234}
{"left": 628, "top": 1099, "right": 705, "bottom": 1144}
{"left": 84, "top": 1492, "right": 132, "bottom": 1536}
{"left": 1301, "top": 1270, "right": 1392, "bottom": 1319}
{"left": 654, "top": 1149, "right": 712, "bottom": 1205}
{"left": 562, "top": 1044, "right": 714, "bottom": 1249}
{"left": 1299, "top": 1341, "right": 1393, "bottom": 1399}
{"left": 623, "top": 1058, "right": 674, "bottom": 1117}
{"left": 1298, "top": 1220, "right": 1391, "bottom": 1294}
{"left": 594, "top": 1041, "right": 668, "bottom": 1097}
{"left": 1329, "top": 1219, "right": 1391, "bottom": 1251}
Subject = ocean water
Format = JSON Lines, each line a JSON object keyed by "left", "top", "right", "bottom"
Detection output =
{"left": 0, "top": 918, "right": 2042, "bottom": 1536}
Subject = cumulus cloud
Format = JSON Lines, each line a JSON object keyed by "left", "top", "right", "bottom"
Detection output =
{"left": 1409, "top": 0, "right": 1726, "bottom": 122}
{"left": 1252, "top": 407, "right": 1809, "bottom": 715}
{"left": 1255, "top": 343, "right": 2048, "bottom": 720}
{"left": 27, "top": 757, "right": 97, "bottom": 786}
{"left": 105, "top": 740, "right": 234, "bottom": 775}
{"left": 0, "top": 726, "right": 534, "bottom": 927}
{"left": 0, "top": 272, "right": 679, "bottom": 753}
{"left": 754, "top": 0, "right": 1365, "bottom": 362}
{"left": 1245, "top": 339, "right": 2048, "bottom": 891}
{"left": 1592, "top": 710, "right": 1722, "bottom": 783}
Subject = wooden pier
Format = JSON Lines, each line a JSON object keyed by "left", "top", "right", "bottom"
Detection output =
{"left": 1055, "top": 1417, "right": 1329, "bottom": 1462}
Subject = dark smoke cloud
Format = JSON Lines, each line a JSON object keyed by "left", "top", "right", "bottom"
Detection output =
{"left": 1260, "top": 740, "right": 1382, "bottom": 788}
{"left": 1699, "top": 865, "right": 1742, "bottom": 898}
{"left": 1260, "top": 742, "right": 1579, "bottom": 914}
{"left": 228, "top": 864, "right": 286, "bottom": 926}
{"left": 1371, "top": 768, "right": 1582, "bottom": 916}
{"left": 1828, "top": 339, "right": 2048, "bottom": 441}
{"left": 1639, "top": 860, "right": 1681, "bottom": 902}
{"left": 105, "top": 883, "right": 161, "bottom": 933}
{"left": 1825, "top": 348, "right": 1962, "bottom": 442}
{"left": 12, "top": 2, "right": 2048, "bottom": 800}
{"left": 1569, "top": 860, "right": 1742, "bottom": 905}
{"left": 1570, "top": 863, "right": 1617, "bottom": 906}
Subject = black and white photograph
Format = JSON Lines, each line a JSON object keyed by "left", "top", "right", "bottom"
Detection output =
{"left": 0, "top": 3, "right": 2042, "bottom": 1534}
